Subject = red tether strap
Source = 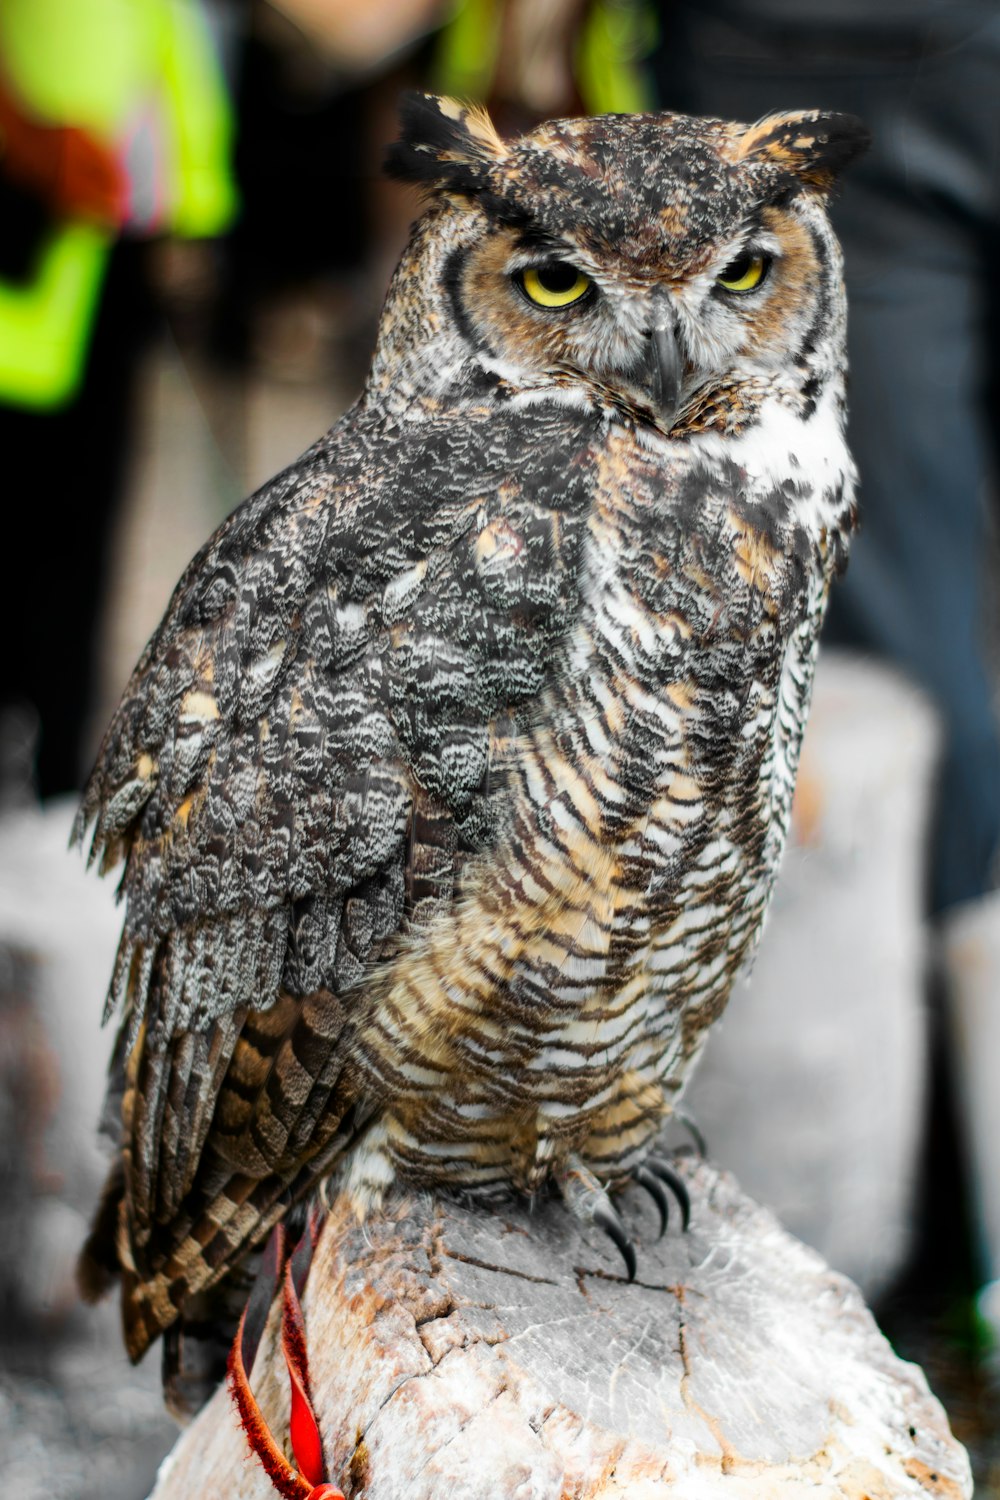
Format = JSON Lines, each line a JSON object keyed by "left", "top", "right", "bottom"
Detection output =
{"left": 227, "top": 1211, "right": 344, "bottom": 1500}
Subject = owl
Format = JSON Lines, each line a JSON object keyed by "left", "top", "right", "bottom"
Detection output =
{"left": 77, "top": 94, "right": 868, "bottom": 1397}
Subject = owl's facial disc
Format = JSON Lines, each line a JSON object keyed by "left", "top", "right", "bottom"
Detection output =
{"left": 515, "top": 256, "right": 682, "bottom": 426}
{"left": 458, "top": 230, "right": 692, "bottom": 428}
{"left": 456, "top": 204, "right": 821, "bottom": 433}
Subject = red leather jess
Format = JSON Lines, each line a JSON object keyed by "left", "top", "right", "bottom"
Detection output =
{"left": 227, "top": 1212, "right": 345, "bottom": 1500}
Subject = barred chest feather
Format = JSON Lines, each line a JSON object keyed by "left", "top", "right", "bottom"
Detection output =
{"left": 343, "top": 386, "right": 854, "bottom": 1211}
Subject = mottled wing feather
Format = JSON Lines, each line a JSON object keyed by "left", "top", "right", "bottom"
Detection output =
{"left": 79, "top": 400, "right": 599, "bottom": 1350}
{"left": 164, "top": 1013, "right": 245, "bottom": 1219}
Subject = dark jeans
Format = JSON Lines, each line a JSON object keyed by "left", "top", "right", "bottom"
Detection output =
{"left": 652, "top": 2, "right": 1000, "bottom": 911}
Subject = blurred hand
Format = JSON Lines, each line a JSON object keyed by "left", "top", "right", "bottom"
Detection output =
{"left": 0, "top": 76, "right": 127, "bottom": 226}
{"left": 266, "top": 0, "right": 448, "bottom": 70}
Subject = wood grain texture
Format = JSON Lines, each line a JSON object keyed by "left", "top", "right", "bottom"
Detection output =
{"left": 149, "top": 1156, "right": 971, "bottom": 1499}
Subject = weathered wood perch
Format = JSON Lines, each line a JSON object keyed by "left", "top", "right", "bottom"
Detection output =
{"left": 149, "top": 1155, "right": 971, "bottom": 1499}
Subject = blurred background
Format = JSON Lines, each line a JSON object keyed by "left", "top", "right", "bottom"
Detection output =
{"left": 0, "top": 1, "right": 998, "bottom": 1493}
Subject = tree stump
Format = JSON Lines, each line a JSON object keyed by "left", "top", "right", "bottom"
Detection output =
{"left": 149, "top": 1156, "right": 971, "bottom": 1499}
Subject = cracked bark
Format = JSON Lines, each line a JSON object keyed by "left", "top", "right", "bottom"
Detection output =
{"left": 148, "top": 1156, "right": 972, "bottom": 1499}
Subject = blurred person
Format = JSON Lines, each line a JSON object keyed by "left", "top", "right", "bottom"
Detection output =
{"left": 210, "top": 0, "right": 387, "bottom": 388}
{"left": 434, "top": 0, "right": 654, "bottom": 124}
{"left": 650, "top": 0, "right": 1000, "bottom": 1367}
{"left": 0, "top": 0, "right": 237, "bottom": 799}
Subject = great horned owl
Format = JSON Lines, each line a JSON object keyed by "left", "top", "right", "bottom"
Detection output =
{"left": 78, "top": 95, "right": 868, "bottom": 1383}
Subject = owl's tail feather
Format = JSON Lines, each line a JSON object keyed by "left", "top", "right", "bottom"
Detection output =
{"left": 161, "top": 1253, "right": 262, "bottom": 1420}
{"left": 118, "top": 1106, "right": 361, "bottom": 1367}
{"left": 77, "top": 1156, "right": 125, "bottom": 1304}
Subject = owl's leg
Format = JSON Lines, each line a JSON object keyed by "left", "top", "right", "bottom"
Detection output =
{"left": 556, "top": 1157, "right": 637, "bottom": 1282}
{"left": 337, "top": 1115, "right": 399, "bottom": 1219}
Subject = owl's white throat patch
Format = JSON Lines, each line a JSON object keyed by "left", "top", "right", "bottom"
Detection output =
{"left": 695, "top": 382, "right": 851, "bottom": 495}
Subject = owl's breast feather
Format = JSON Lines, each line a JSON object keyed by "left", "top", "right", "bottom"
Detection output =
{"left": 344, "top": 393, "right": 853, "bottom": 1203}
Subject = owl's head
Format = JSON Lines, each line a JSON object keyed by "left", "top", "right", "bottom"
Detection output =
{"left": 380, "top": 94, "right": 869, "bottom": 434}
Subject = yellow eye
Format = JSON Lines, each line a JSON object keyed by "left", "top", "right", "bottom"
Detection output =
{"left": 520, "top": 263, "right": 592, "bottom": 309}
{"left": 717, "top": 252, "right": 770, "bottom": 294}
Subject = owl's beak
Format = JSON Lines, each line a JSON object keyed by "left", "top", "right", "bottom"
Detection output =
{"left": 645, "top": 323, "right": 683, "bottom": 430}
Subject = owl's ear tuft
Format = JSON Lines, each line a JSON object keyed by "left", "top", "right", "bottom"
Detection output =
{"left": 737, "top": 110, "right": 871, "bottom": 192}
{"left": 385, "top": 92, "right": 505, "bottom": 195}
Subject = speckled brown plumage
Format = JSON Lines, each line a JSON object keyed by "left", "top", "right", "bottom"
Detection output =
{"left": 77, "top": 94, "right": 868, "bottom": 1381}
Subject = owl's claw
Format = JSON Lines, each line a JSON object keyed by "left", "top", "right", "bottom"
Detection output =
{"left": 557, "top": 1152, "right": 690, "bottom": 1280}
{"left": 634, "top": 1164, "right": 671, "bottom": 1238}
{"left": 643, "top": 1155, "right": 690, "bottom": 1231}
{"left": 675, "top": 1109, "right": 708, "bottom": 1159}
{"left": 593, "top": 1202, "right": 638, "bottom": 1282}
{"left": 557, "top": 1156, "right": 637, "bottom": 1281}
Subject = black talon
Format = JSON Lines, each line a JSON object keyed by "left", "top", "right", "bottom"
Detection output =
{"left": 593, "top": 1203, "right": 637, "bottom": 1281}
{"left": 676, "top": 1109, "right": 708, "bottom": 1159}
{"left": 646, "top": 1156, "right": 691, "bottom": 1231}
{"left": 635, "top": 1164, "right": 670, "bottom": 1238}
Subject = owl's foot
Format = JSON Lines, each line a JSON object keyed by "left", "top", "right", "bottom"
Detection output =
{"left": 558, "top": 1158, "right": 637, "bottom": 1281}
{"left": 556, "top": 1154, "right": 690, "bottom": 1282}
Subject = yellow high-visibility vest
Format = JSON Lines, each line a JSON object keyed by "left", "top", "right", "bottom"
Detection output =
{"left": 0, "top": 0, "right": 236, "bottom": 410}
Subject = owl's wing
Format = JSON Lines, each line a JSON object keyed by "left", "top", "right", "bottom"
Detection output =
{"left": 77, "top": 400, "right": 598, "bottom": 1357}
